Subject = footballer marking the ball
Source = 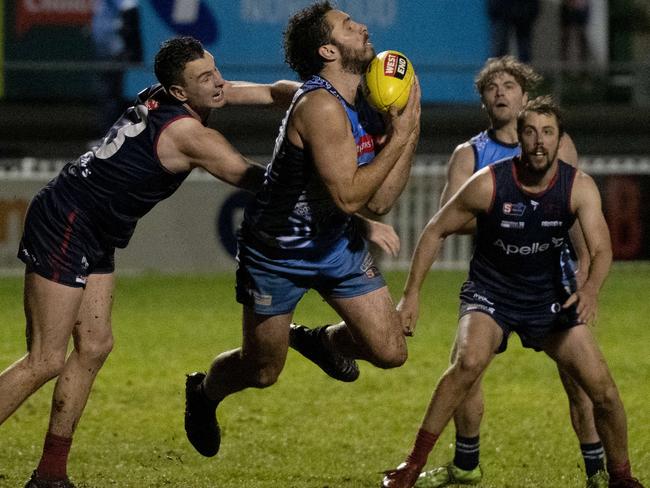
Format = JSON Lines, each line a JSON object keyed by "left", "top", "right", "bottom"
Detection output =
{"left": 362, "top": 50, "right": 415, "bottom": 113}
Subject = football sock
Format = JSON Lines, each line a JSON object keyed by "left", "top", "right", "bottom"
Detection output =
{"left": 405, "top": 428, "right": 439, "bottom": 467}
{"left": 580, "top": 441, "right": 605, "bottom": 477}
{"left": 607, "top": 459, "right": 632, "bottom": 481}
{"left": 453, "top": 434, "right": 480, "bottom": 470}
{"left": 36, "top": 432, "right": 72, "bottom": 480}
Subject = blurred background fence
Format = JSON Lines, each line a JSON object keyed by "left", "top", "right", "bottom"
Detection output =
{"left": 2, "top": 156, "right": 649, "bottom": 273}
{"left": 1, "top": 0, "right": 649, "bottom": 273}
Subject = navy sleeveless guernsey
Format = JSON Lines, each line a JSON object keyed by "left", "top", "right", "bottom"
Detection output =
{"left": 47, "top": 84, "right": 192, "bottom": 248}
{"left": 470, "top": 159, "right": 578, "bottom": 306}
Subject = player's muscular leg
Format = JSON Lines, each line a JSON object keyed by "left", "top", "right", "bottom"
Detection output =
{"left": 325, "top": 287, "right": 407, "bottom": 369}
{"left": 450, "top": 338, "right": 485, "bottom": 437}
{"left": 545, "top": 325, "right": 630, "bottom": 465}
{"left": 421, "top": 313, "right": 501, "bottom": 434}
{"left": 203, "top": 308, "right": 292, "bottom": 402}
{"left": 557, "top": 364, "right": 599, "bottom": 444}
{"left": 0, "top": 273, "right": 83, "bottom": 424}
{"left": 47, "top": 273, "right": 115, "bottom": 437}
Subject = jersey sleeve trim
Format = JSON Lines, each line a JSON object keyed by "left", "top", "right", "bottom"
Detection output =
{"left": 566, "top": 163, "right": 578, "bottom": 215}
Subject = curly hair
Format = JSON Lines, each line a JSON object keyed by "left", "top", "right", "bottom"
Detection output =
{"left": 475, "top": 55, "right": 542, "bottom": 96}
{"left": 283, "top": 1, "right": 334, "bottom": 80}
{"left": 154, "top": 36, "right": 205, "bottom": 90}
{"left": 517, "top": 95, "right": 565, "bottom": 137}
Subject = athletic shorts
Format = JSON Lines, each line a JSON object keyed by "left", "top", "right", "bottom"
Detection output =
{"left": 458, "top": 280, "right": 581, "bottom": 353}
{"left": 235, "top": 233, "right": 385, "bottom": 315}
{"left": 17, "top": 187, "right": 115, "bottom": 288}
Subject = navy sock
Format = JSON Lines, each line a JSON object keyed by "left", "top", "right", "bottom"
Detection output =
{"left": 453, "top": 434, "right": 480, "bottom": 471}
{"left": 581, "top": 441, "right": 605, "bottom": 477}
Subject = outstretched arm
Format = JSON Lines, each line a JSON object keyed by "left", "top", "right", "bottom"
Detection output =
{"left": 438, "top": 142, "right": 477, "bottom": 233}
{"left": 157, "top": 117, "right": 266, "bottom": 192}
{"left": 563, "top": 171, "right": 612, "bottom": 324}
{"left": 223, "top": 80, "right": 300, "bottom": 108}
{"left": 398, "top": 170, "right": 493, "bottom": 335}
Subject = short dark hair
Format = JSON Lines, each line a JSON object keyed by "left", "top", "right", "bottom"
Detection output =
{"left": 283, "top": 1, "right": 334, "bottom": 80}
{"left": 517, "top": 95, "right": 565, "bottom": 137}
{"left": 475, "top": 55, "right": 542, "bottom": 96}
{"left": 154, "top": 36, "right": 205, "bottom": 90}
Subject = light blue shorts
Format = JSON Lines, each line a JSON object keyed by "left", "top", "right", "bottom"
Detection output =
{"left": 235, "top": 234, "right": 385, "bottom": 315}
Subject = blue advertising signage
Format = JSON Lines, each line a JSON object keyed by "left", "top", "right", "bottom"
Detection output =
{"left": 126, "top": 0, "right": 489, "bottom": 103}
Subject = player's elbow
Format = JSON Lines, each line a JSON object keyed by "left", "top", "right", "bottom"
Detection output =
{"left": 365, "top": 200, "right": 393, "bottom": 216}
{"left": 335, "top": 197, "right": 366, "bottom": 215}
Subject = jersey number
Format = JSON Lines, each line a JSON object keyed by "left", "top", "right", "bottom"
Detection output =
{"left": 95, "top": 105, "right": 149, "bottom": 159}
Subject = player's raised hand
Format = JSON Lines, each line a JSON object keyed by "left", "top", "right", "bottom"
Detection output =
{"left": 397, "top": 292, "right": 419, "bottom": 337}
{"left": 388, "top": 77, "right": 421, "bottom": 143}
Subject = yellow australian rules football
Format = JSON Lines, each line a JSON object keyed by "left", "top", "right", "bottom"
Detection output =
{"left": 362, "top": 50, "right": 415, "bottom": 112}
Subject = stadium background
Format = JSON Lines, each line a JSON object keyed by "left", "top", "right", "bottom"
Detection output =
{"left": 0, "top": 3, "right": 649, "bottom": 487}
{"left": 1, "top": 0, "right": 649, "bottom": 273}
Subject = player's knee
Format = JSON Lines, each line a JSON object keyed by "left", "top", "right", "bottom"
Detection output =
{"left": 452, "top": 354, "right": 488, "bottom": 382}
{"left": 250, "top": 364, "right": 282, "bottom": 388}
{"left": 76, "top": 332, "right": 114, "bottom": 365}
{"left": 369, "top": 341, "right": 408, "bottom": 369}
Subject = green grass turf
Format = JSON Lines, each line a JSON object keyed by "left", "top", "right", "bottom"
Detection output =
{"left": 0, "top": 265, "right": 648, "bottom": 487}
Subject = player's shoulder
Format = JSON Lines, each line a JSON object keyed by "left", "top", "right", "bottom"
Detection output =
{"left": 159, "top": 116, "right": 224, "bottom": 159}
{"left": 298, "top": 86, "right": 342, "bottom": 105}
{"left": 159, "top": 114, "right": 205, "bottom": 138}
{"left": 455, "top": 165, "right": 494, "bottom": 210}
{"left": 447, "top": 141, "right": 476, "bottom": 172}
{"left": 573, "top": 167, "right": 596, "bottom": 188}
{"left": 293, "top": 88, "right": 348, "bottom": 130}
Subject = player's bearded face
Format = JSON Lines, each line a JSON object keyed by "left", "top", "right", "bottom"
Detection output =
{"left": 520, "top": 112, "right": 561, "bottom": 174}
{"left": 331, "top": 38, "right": 375, "bottom": 75}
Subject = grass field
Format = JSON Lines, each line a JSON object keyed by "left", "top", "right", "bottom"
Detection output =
{"left": 0, "top": 266, "right": 648, "bottom": 488}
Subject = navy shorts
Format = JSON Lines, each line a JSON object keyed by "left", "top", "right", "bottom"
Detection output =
{"left": 235, "top": 233, "right": 385, "bottom": 315}
{"left": 458, "top": 280, "right": 581, "bottom": 353}
{"left": 17, "top": 188, "right": 115, "bottom": 288}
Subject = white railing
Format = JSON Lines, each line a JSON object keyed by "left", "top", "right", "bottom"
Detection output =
{"left": 2, "top": 155, "right": 650, "bottom": 272}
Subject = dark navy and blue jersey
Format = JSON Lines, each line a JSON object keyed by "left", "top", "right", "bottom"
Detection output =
{"left": 241, "top": 75, "right": 377, "bottom": 252}
{"left": 46, "top": 84, "right": 192, "bottom": 248}
{"left": 470, "top": 129, "right": 521, "bottom": 173}
{"left": 469, "top": 159, "right": 578, "bottom": 307}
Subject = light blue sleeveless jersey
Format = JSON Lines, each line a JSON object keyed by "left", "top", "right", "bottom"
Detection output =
{"left": 241, "top": 75, "right": 377, "bottom": 251}
{"left": 470, "top": 129, "right": 520, "bottom": 173}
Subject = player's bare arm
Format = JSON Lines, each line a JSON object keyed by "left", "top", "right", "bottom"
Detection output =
{"left": 290, "top": 83, "right": 419, "bottom": 214}
{"left": 439, "top": 142, "right": 477, "bottom": 234}
{"left": 156, "top": 117, "right": 265, "bottom": 191}
{"left": 398, "top": 170, "right": 493, "bottom": 335}
{"left": 223, "top": 80, "right": 300, "bottom": 107}
{"left": 563, "top": 171, "right": 613, "bottom": 324}
{"left": 365, "top": 78, "right": 422, "bottom": 215}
